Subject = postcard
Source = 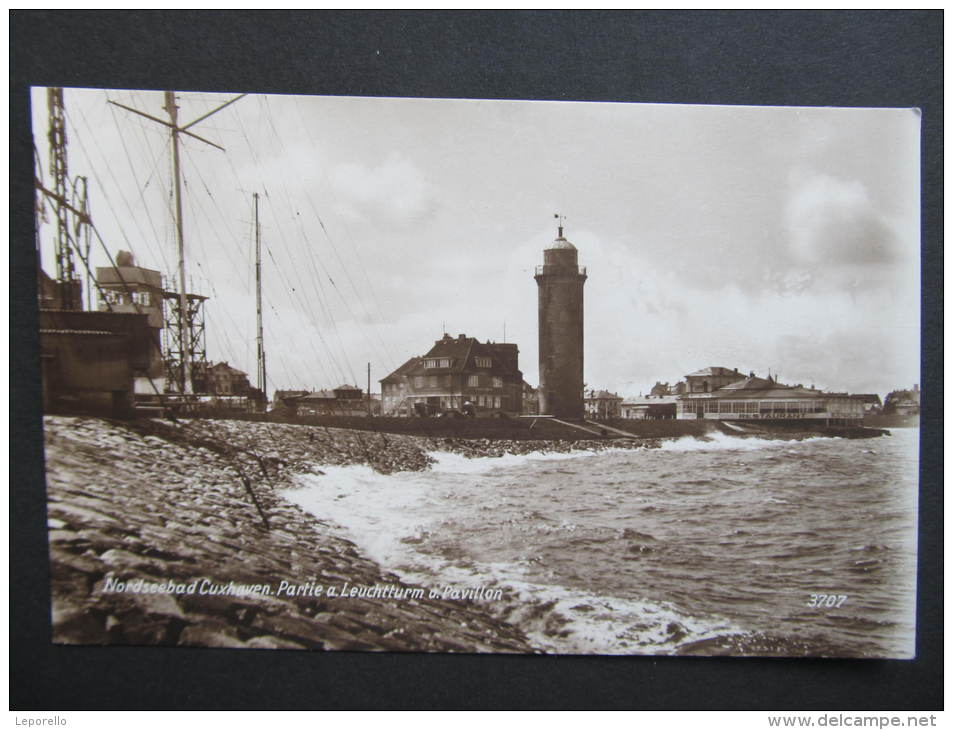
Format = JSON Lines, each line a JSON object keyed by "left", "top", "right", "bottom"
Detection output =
{"left": 33, "top": 88, "right": 921, "bottom": 657}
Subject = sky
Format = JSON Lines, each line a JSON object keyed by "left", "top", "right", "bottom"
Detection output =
{"left": 30, "top": 88, "right": 921, "bottom": 399}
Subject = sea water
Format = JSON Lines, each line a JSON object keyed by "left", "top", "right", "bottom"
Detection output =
{"left": 283, "top": 428, "right": 919, "bottom": 657}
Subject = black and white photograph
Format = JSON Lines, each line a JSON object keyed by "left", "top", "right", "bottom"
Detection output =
{"left": 29, "top": 86, "right": 923, "bottom": 660}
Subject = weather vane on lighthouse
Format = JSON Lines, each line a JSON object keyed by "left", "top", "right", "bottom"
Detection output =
{"left": 554, "top": 212, "right": 566, "bottom": 238}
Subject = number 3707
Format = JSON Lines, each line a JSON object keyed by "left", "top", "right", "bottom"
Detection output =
{"left": 808, "top": 593, "right": 848, "bottom": 608}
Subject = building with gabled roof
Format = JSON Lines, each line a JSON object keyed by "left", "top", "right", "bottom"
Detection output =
{"left": 380, "top": 333, "right": 523, "bottom": 416}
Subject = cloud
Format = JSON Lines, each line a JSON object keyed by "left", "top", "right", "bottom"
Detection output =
{"left": 330, "top": 155, "right": 435, "bottom": 228}
{"left": 785, "top": 173, "right": 906, "bottom": 270}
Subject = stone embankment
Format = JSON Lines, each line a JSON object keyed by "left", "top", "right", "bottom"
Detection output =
{"left": 44, "top": 416, "right": 541, "bottom": 652}
{"left": 166, "top": 418, "right": 661, "bottom": 477}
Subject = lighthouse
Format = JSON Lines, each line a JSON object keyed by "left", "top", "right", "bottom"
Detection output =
{"left": 534, "top": 216, "right": 587, "bottom": 419}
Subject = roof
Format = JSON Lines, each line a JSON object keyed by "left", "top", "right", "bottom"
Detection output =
{"left": 39, "top": 329, "right": 116, "bottom": 336}
{"left": 686, "top": 366, "right": 741, "bottom": 378}
{"left": 298, "top": 390, "right": 337, "bottom": 401}
{"left": 685, "top": 384, "right": 840, "bottom": 400}
{"left": 334, "top": 384, "right": 361, "bottom": 391}
{"left": 380, "top": 335, "right": 521, "bottom": 381}
{"left": 586, "top": 390, "right": 622, "bottom": 400}
{"left": 622, "top": 396, "right": 678, "bottom": 406}
{"left": 208, "top": 362, "right": 247, "bottom": 376}
{"left": 547, "top": 236, "right": 576, "bottom": 251}
{"left": 717, "top": 376, "right": 777, "bottom": 391}
{"left": 380, "top": 357, "right": 421, "bottom": 383}
{"left": 275, "top": 389, "right": 309, "bottom": 398}
{"left": 423, "top": 335, "right": 476, "bottom": 368}
{"left": 96, "top": 265, "right": 163, "bottom": 289}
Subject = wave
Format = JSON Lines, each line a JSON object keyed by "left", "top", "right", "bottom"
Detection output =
{"left": 424, "top": 448, "right": 610, "bottom": 475}
{"left": 656, "top": 431, "right": 834, "bottom": 452}
{"left": 282, "top": 464, "right": 743, "bottom": 654}
{"left": 278, "top": 429, "right": 916, "bottom": 657}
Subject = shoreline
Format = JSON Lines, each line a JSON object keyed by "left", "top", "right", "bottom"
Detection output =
{"left": 43, "top": 416, "right": 535, "bottom": 653}
{"left": 41, "top": 415, "right": 898, "bottom": 655}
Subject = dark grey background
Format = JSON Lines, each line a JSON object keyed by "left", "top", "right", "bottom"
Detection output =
{"left": 10, "top": 10, "right": 942, "bottom": 710}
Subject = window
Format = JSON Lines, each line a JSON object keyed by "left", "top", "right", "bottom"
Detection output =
{"left": 468, "top": 375, "right": 479, "bottom": 387}
{"left": 492, "top": 376, "right": 503, "bottom": 388}
{"left": 428, "top": 376, "right": 438, "bottom": 388}
{"left": 494, "top": 396, "right": 501, "bottom": 409}
{"left": 476, "top": 356, "right": 492, "bottom": 368}
{"left": 425, "top": 358, "right": 451, "bottom": 368}
{"left": 414, "top": 376, "right": 424, "bottom": 389}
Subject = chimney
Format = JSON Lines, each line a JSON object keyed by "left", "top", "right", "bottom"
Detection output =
{"left": 458, "top": 334, "right": 466, "bottom": 341}
{"left": 914, "top": 383, "right": 919, "bottom": 392}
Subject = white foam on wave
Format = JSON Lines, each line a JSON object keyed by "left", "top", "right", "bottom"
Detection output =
{"left": 285, "top": 465, "right": 436, "bottom": 569}
{"left": 657, "top": 431, "right": 834, "bottom": 453}
{"left": 426, "top": 448, "right": 603, "bottom": 474}
{"left": 282, "top": 459, "right": 745, "bottom": 655}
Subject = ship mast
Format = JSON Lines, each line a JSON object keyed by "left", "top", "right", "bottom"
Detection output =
{"left": 109, "top": 91, "right": 245, "bottom": 395}
{"left": 254, "top": 192, "right": 266, "bottom": 396}
{"left": 165, "top": 92, "right": 192, "bottom": 393}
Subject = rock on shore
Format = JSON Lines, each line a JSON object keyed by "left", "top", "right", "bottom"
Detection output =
{"left": 43, "top": 416, "right": 537, "bottom": 653}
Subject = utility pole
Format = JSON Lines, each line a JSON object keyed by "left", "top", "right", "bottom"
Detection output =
{"left": 109, "top": 91, "right": 245, "bottom": 395}
{"left": 366, "top": 362, "right": 371, "bottom": 416}
{"left": 255, "top": 192, "right": 266, "bottom": 396}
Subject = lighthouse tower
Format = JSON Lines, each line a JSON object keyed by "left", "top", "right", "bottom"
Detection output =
{"left": 534, "top": 217, "right": 587, "bottom": 419}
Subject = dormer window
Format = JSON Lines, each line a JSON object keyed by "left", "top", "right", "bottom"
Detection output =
{"left": 425, "top": 358, "right": 451, "bottom": 368}
{"left": 476, "top": 356, "right": 492, "bottom": 368}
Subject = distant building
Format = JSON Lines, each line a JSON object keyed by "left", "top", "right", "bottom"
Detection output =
{"left": 38, "top": 307, "right": 154, "bottom": 415}
{"left": 200, "top": 362, "right": 252, "bottom": 395}
{"left": 676, "top": 371, "right": 864, "bottom": 424}
{"left": 273, "top": 390, "right": 309, "bottom": 408}
{"left": 850, "top": 394, "right": 883, "bottom": 415}
{"left": 38, "top": 267, "right": 82, "bottom": 311}
{"left": 883, "top": 385, "right": 920, "bottom": 416}
{"left": 189, "top": 361, "right": 265, "bottom": 411}
{"left": 290, "top": 385, "right": 376, "bottom": 417}
{"left": 620, "top": 395, "right": 677, "bottom": 420}
{"left": 97, "top": 252, "right": 165, "bottom": 329}
{"left": 522, "top": 381, "right": 540, "bottom": 416}
{"left": 584, "top": 389, "right": 623, "bottom": 420}
{"left": 96, "top": 252, "right": 166, "bottom": 391}
{"left": 649, "top": 381, "right": 672, "bottom": 397}
{"left": 684, "top": 366, "right": 745, "bottom": 394}
{"left": 380, "top": 333, "right": 523, "bottom": 416}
